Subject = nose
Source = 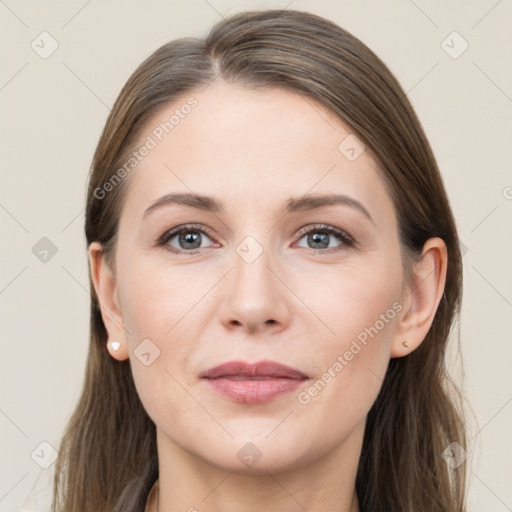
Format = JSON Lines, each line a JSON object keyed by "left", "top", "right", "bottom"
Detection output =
{"left": 218, "top": 239, "right": 291, "bottom": 335}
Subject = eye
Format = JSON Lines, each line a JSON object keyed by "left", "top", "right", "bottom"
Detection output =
{"left": 294, "top": 224, "right": 355, "bottom": 253}
{"left": 157, "top": 223, "right": 355, "bottom": 255}
{"left": 157, "top": 224, "right": 217, "bottom": 253}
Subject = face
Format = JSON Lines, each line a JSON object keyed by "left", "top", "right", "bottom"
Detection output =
{"left": 104, "top": 81, "right": 410, "bottom": 473}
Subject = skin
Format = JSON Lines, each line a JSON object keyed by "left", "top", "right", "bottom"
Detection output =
{"left": 89, "top": 80, "right": 447, "bottom": 512}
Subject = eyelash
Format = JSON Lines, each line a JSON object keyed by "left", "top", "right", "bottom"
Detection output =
{"left": 156, "top": 223, "right": 355, "bottom": 255}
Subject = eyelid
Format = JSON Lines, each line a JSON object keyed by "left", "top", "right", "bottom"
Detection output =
{"left": 157, "top": 223, "right": 217, "bottom": 252}
{"left": 295, "top": 223, "right": 354, "bottom": 242}
{"left": 157, "top": 222, "right": 356, "bottom": 254}
{"left": 293, "top": 223, "right": 355, "bottom": 251}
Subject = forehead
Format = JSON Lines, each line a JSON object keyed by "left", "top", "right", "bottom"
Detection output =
{"left": 122, "top": 81, "right": 394, "bottom": 221}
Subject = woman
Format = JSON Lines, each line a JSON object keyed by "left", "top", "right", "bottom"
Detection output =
{"left": 49, "top": 8, "right": 467, "bottom": 512}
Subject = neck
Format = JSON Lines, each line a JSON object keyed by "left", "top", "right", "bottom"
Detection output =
{"left": 148, "top": 422, "right": 364, "bottom": 512}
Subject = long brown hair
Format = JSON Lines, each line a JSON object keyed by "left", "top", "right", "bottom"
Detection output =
{"left": 52, "top": 9, "right": 468, "bottom": 511}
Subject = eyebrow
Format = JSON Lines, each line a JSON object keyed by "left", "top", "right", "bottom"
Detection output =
{"left": 143, "top": 192, "right": 374, "bottom": 223}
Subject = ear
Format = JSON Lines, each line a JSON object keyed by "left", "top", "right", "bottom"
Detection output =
{"left": 88, "top": 242, "right": 129, "bottom": 361}
{"left": 391, "top": 237, "right": 448, "bottom": 358}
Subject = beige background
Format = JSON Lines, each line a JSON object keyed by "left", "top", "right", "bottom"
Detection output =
{"left": 1, "top": 0, "right": 511, "bottom": 510}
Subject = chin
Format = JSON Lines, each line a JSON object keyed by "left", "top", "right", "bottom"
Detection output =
{"left": 195, "top": 433, "right": 313, "bottom": 475}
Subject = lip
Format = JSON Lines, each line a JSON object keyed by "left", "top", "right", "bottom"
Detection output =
{"left": 200, "top": 360, "right": 309, "bottom": 403}
{"left": 200, "top": 360, "right": 308, "bottom": 379}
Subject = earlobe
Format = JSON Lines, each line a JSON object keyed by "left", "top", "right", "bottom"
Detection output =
{"left": 391, "top": 237, "right": 448, "bottom": 358}
{"left": 106, "top": 339, "right": 129, "bottom": 361}
{"left": 88, "top": 242, "right": 129, "bottom": 361}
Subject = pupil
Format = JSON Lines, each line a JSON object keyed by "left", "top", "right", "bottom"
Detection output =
{"left": 179, "top": 232, "right": 201, "bottom": 249}
{"left": 309, "top": 232, "right": 328, "bottom": 249}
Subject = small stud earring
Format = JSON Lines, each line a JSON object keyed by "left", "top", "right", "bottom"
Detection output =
{"left": 403, "top": 341, "right": 410, "bottom": 348}
{"left": 111, "top": 341, "right": 121, "bottom": 352}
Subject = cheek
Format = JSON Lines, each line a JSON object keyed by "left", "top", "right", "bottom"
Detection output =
{"left": 316, "top": 257, "right": 402, "bottom": 345}
{"left": 115, "top": 258, "right": 208, "bottom": 417}
{"left": 117, "top": 256, "right": 203, "bottom": 339}
{"left": 304, "top": 260, "right": 402, "bottom": 407}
